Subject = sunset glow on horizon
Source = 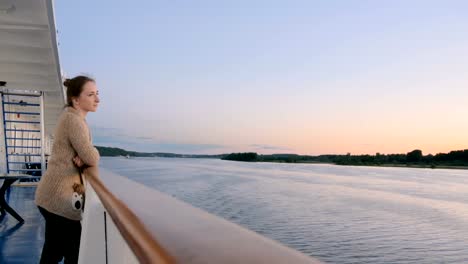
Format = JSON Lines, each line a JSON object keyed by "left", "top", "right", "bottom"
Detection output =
{"left": 56, "top": 1, "right": 468, "bottom": 155}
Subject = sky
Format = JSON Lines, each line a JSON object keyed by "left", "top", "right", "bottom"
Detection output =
{"left": 54, "top": 0, "right": 468, "bottom": 155}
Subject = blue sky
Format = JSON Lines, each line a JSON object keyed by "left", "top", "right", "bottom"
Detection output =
{"left": 55, "top": 0, "right": 468, "bottom": 155}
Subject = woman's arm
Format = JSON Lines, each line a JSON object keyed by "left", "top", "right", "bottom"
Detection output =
{"left": 68, "top": 115, "right": 100, "bottom": 166}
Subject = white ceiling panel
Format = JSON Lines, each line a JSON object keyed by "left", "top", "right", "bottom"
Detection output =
{"left": 0, "top": 0, "right": 65, "bottom": 136}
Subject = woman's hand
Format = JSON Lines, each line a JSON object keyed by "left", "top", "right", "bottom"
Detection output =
{"left": 73, "top": 155, "right": 84, "bottom": 168}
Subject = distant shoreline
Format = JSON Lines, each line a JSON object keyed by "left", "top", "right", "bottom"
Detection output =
{"left": 268, "top": 161, "right": 468, "bottom": 170}
{"left": 348, "top": 163, "right": 468, "bottom": 170}
{"left": 230, "top": 159, "right": 468, "bottom": 170}
{"left": 106, "top": 156, "right": 468, "bottom": 170}
{"left": 221, "top": 151, "right": 468, "bottom": 170}
{"left": 96, "top": 146, "right": 468, "bottom": 170}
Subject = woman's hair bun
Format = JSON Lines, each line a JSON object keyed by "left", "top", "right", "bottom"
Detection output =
{"left": 63, "top": 78, "right": 71, "bottom": 87}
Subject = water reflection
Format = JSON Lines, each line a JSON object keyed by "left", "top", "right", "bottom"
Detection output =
{"left": 102, "top": 157, "right": 468, "bottom": 264}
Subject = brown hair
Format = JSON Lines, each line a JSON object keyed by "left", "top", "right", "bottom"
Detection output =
{"left": 64, "top": 75, "right": 95, "bottom": 107}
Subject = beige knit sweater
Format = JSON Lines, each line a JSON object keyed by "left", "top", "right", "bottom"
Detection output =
{"left": 35, "top": 107, "right": 100, "bottom": 220}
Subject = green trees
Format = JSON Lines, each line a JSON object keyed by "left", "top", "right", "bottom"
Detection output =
{"left": 95, "top": 146, "right": 129, "bottom": 156}
{"left": 96, "top": 145, "right": 468, "bottom": 168}
{"left": 406, "top": 149, "right": 423, "bottom": 162}
{"left": 221, "top": 152, "right": 258, "bottom": 162}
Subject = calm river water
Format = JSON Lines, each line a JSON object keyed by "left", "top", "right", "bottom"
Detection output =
{"left": 101, "top": 157, "right": 468, "bottom": 263}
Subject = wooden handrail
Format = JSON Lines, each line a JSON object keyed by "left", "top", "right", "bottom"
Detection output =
{"left": 83, "top": 166, "right": 176, "bottom": 264}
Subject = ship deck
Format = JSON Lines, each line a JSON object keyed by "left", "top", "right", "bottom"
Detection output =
{"left": 0, "top": 185, "right": 43, "bottom": 263}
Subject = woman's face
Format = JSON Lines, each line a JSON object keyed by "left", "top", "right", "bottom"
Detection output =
{"left": 74, "top": 81, "right": 100, "bottom": 112}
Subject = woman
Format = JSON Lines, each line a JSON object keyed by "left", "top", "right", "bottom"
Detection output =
{"left": 35, "top": 75, "right": 100, "bottom": 264}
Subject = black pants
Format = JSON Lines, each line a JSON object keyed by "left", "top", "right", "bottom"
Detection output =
{"left": 38, "top": 206, "right": 81, "bottom": 264}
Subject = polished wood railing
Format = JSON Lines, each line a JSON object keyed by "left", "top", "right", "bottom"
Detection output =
{"left": 84, "top": 166, "right": 175, "bottom": 264}
{"left": 84, "top": 166, "right": 322, "bottom": 264}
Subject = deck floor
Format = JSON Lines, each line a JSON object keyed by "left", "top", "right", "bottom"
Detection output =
{"left": 0, "top": 185, "right": 44, "bottom": 263}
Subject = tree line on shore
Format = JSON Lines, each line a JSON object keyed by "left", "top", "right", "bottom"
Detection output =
{"left": 95, "top": 146, "right": 223, "bottom": 158}
{"left": 221, "top": 149, "right": 468, "bottom": 168}
{"left": 95, "top": 145, "right": 468, "bottom": 168}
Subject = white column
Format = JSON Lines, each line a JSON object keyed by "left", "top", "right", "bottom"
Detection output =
{"left": 40, "top": 92, "right": 46, "bottom": 175}
{"left": 0, "top": 93, "right": 6, "bottom": 174}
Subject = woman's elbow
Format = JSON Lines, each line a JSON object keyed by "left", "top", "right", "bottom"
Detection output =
{"left": 86, "top": 157, "right": 100, "bottom": 167}
{"left": 84, "top": 151, "right": 100, "bottom": 167}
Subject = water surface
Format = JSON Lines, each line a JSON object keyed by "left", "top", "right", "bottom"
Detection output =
{"left": 101, "top": 157, "right": 468, "bottom": 263}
